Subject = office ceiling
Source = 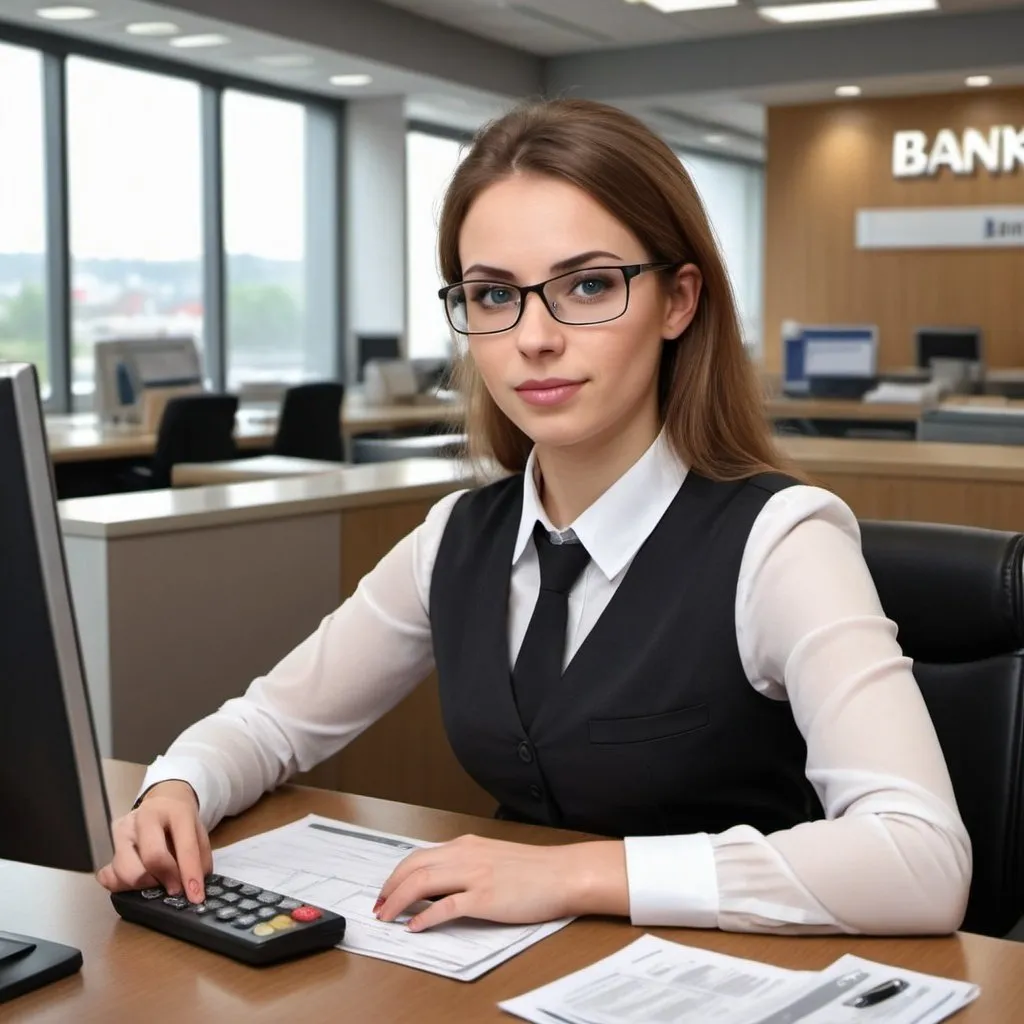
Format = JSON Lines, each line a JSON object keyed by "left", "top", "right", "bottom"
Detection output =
{"left": 3, "top": 0, "right": 1024, "bottom": 162}
{"left": 380, "top": 0, "right": 1024, "bottom": 55}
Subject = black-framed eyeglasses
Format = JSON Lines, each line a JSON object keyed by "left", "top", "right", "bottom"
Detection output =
{"left": 437, "top": 262, "right": 679, "bottom": 336}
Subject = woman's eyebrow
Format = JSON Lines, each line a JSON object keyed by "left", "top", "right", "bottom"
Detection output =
{"left": 461, "top": 250, "right": 624, "bottom": 281}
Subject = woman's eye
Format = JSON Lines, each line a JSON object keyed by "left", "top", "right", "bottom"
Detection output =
{"left": 477, "top": 287, "right": 515, "bottom": 306}
{"left": 572, "top": 277, "right": 608, "bottom": 297}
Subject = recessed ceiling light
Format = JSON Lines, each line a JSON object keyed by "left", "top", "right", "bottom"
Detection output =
{"left": 36, "top": 6, "right": 98, "bottom": 20}
{"left": 966, "top": 75, "right": 993, "bottom": 88}
{"left": 759, "top": 0, "right": 937, "bottom": 24}
{"left": 126, "top": 22, "right": 179, "bottom": 36}
{"left": 255, "top": 54, "right": 315, "bottom": 68}
{"left": 835, "top": 85, "right": 862, "bottom": 97}
{"left": 626, "top": 0, "right": 739, "bottom": 11}
{"left": 170, "top": 34, "right": 230, "bottom": 49}
{"left": 704, "top": 133, "right": 728, "bottom": 144}
{"left": 329, "top": 73, "right": 373, "bottom": 87}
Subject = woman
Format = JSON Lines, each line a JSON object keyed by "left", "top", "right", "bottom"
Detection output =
{"left": 98, "top": 98, "right": 971, "bottom": 936}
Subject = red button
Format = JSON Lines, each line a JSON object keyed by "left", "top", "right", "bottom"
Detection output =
{"left": 291, "top": 906, "right": 322, "bottom": 923}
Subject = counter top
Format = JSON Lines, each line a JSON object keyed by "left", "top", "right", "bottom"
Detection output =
{"left": 59, "top": 457, "right": 477, "bottom": 539}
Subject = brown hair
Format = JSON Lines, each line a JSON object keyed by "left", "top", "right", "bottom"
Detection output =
{"left": 439, "top": 97, "right": 793, "bottom": 482}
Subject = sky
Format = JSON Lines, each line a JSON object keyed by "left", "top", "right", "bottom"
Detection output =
{"left": 0, "top": 40, "right": 305, "bottom": 262}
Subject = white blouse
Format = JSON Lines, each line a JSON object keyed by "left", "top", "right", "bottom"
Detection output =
{"left": 140, "top": 433, "right": 971, "bottom": 934}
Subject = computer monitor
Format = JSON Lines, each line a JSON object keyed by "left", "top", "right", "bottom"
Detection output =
{"left": 915, "top": 327, "right": 983, "bottom": 370}
{"left": 782, "top": 324, "right": 878, "bottom": 395}
{"left": 356, "top": 334, "right": 402, "bottom": 383}
{"left": 0, "top": 363, "right": 113, "bottom": 1001}
{"left": 94, "top": 336, "right": 203, "bottom": 424}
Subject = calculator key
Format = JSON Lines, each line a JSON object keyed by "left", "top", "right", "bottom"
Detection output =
{"left": 204, "top": 899, "right": 225, "bottom": 910}
{"left": 252, "top": 923, "right": 275, "bottom": 938}
{"left": 256, "top": 907, "right": 278, "bottom": 921}
{"left": 191, "top": 904, "right": 211, "bottom": 915}
{"left": 277, "top": 898, "right": 301, "bottom": 911}
{"left": 219, "top": 878, "right": 243, "bottom": 890}
{"left": 204, "top": 874, "right": 222, "bottom": 885}
{"left": 237, "top": 899, "right": 260, "bottom": 912}
{"left": 232, "top": 914, "right": 259, "bottom": 929}
{"left": 215, "top": 907, "right": 239, "bottom": 921}
{"left": 163, "top": 896, "right": 189, "bottom": 910}
{"left": 239, "top": 885, "right": 261, "bottom": 897}
{"left": 140, "top": 888, "right": 165, "bottom": 900}
{"left": 291, "top": 906, "right": 322, "bottom": 923}
{"left": 256, "top": 892, "right": 282, "bottom": 905}
{"left": 220, "top": 893, "right": 240, "bottom": 905}
{"left": 269, "top": 915, "right": 295, "bottom": 931}
{"left": 204, "top": 885, "right": 224, "bottom": 898}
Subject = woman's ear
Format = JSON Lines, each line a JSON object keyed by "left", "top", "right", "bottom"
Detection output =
{"left": 662, "top": 264, "right": 702, "bottom": 339}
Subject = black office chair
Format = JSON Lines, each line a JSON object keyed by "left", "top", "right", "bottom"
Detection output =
{"left": 137, "top": 393, "right": 239, "bottom": 490}
{"left": 272, "top": 382, "right": 345, "bottom": 462}
{"left": 859, "top": 520, "right": 1024, "bottom": 939}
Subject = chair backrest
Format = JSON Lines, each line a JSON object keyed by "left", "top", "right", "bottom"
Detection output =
{"left": 859, "top": 520, "right": 1024, "bottom": 937}
{"left": 272, "top": 382, "right": 344, "bottom": 462}
{"left": 150, "top": 393, "right": 239, "bottom": 489}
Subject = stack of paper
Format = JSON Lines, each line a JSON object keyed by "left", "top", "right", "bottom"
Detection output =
{"left": 500, "top": 935, "right": 979, "bottom": 1024}
{"left": 212, "top": 813, "right": 572, "bottom": 981}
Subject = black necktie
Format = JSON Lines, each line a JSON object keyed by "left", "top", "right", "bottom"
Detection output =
{"left": 512, "top": 523, "right": 591, "bottom": 731}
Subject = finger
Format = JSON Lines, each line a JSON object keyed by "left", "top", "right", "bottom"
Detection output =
{"left": 375, "top": 846, "right": 447, "bottom": 911}
{"left": 166, "top": 811, "right": 207, "bottom": 903}
{"left": 377, "top": 865, "right": 467, "bottom": 923}
{"left": 134, "top": 814, "right": 184, "bottom": 895}
{"left": 406, "top": 892, "right": 468, "bottom": 932}
{"left": 198, "top": 824, "right": 214, "bottom": 877}
{"left": 107, "top": 822, "right": 161, "bottom": 891}
{"left": 97, "top": 862, "right": 158, "bottom": 893}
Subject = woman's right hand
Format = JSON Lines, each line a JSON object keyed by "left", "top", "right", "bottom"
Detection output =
{"left": 96, "top": 780, "right": 213, "bottom": 904}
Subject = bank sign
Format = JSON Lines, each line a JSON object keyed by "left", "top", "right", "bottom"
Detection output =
{"left": 893, "top": 127, "right": 1024, "bottom": 177}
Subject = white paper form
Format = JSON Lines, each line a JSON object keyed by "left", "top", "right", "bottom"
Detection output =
{"left": 499, "top": 936, "right": 979, "bottom": 1024}
{"left": 212, "top": 813, "right": 572, "bottom": 981}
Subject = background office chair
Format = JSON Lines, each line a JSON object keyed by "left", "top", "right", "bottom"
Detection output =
{"left": 859, "top": 520, "right": 1024, "bottom": 939}
{"left": 136, "top": 393, "right": 239, "bottom": 490}
{"left": 272, "top": 382, "right": 345, "bottom": 462}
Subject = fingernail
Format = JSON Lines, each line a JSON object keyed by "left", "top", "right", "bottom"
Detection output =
{"left": 373, "top": 897, "right": 384, "bottom": 915}
{"left": 188, "top": 879, "right": 203, "bottom": 902}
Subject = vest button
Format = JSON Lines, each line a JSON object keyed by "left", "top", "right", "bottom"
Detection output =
{"left": 529, "top": 784, "right": 543, "bottom": 800}
{"left": 517, "top": 741, "right": 533, "bottom": 764}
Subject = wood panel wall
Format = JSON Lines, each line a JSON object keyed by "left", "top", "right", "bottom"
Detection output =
{"left": 764, "top": 88, "right": 1024, "bottom": 373}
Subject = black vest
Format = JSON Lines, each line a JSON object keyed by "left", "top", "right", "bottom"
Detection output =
{"left": 429, "top": 470, "right": 822, "bottom": 838}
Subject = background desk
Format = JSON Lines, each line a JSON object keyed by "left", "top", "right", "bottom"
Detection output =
{"left": 2, "top": 760, "right": 1021, "bottom": 1023}
{"left": 171, "top": 455, "right": 348, "bottom": 487}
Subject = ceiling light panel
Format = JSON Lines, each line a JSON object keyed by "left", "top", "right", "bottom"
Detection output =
{"left": 759, "top": 0, "right": 937, "bottom": 24}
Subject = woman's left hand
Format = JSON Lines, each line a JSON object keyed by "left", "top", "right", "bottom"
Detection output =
{"left": 373, "top": 835, "right": 627, "bottom": 932}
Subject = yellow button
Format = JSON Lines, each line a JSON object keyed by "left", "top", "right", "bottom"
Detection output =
{"left": 252, "top": 924, "right": 275, "bottom": 937}
{"left": 269, "top": 915, "right": 296, "bottom": 931}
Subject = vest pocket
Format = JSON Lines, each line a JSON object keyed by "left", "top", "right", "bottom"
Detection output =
{"left": 588, "top": 703, "right": 710, "bottom": 744}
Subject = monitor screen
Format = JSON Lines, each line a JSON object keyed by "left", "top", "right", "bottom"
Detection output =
{"left": 916, "top": 328, "right": 982, "bottom": 369}
{"left": 356, "top": 334, "right": 402, "bottom": 382}
{"left": 0, "top": 364, "right": 112, "bottom": 873}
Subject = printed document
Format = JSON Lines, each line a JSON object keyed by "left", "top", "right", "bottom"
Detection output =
{"left": 500, "top": 935, "right": 979, "bottom": 1024}
{"left": 212, "top": 813, "right": 571, "bottom": 981}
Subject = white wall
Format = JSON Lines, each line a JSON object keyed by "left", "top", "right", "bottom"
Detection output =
{"left": 344, "top": 97, "right": 407, "bottom": 381}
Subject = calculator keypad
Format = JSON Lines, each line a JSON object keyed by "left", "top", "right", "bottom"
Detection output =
{"left": 134, "top": 876, "right": 330, "bottom": 942}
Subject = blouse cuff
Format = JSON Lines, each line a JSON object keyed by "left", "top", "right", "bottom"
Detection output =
{"left": 623, "top": 833, "right": 720, "bottom": 928}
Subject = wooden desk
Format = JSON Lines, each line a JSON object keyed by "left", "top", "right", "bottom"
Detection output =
{"left": 766, "top": 397, "right": 925, "bottom": 423}
{"left": 171, "top": 455, "right": 348, "bottom": 487}
{"left": 778, "top": 435, "right": 1024, "bottom": 531}
{"left": 3, "top": 761, "right": 1021, "bottom": 1022}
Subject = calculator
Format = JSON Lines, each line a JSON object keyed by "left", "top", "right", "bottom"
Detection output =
{"left": 110, "top": 873, "right": 346, "bottom": 966}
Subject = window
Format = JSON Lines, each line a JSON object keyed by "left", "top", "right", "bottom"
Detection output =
{"left": 406, "top": 131, "right": 465, "bottom": 360}
{"left": 223, "top": 90, "right": 309, "bottom": 388}
{"left": 679, "top": 152, "right": 765, "bottom": 353}
{"left": 66, "top": 58, "right": 204, "bottom": 402}
{"left": 0, "top": 43, "right": 49, "bottom": 396}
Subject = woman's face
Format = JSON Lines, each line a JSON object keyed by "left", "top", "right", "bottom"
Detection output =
{"left": 456, "top": 173, "right": 700, "bottom": 456}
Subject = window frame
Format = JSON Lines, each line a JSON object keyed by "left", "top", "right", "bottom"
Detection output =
{"left": 0, "top": 19, "right": 347, "bottom": 412}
